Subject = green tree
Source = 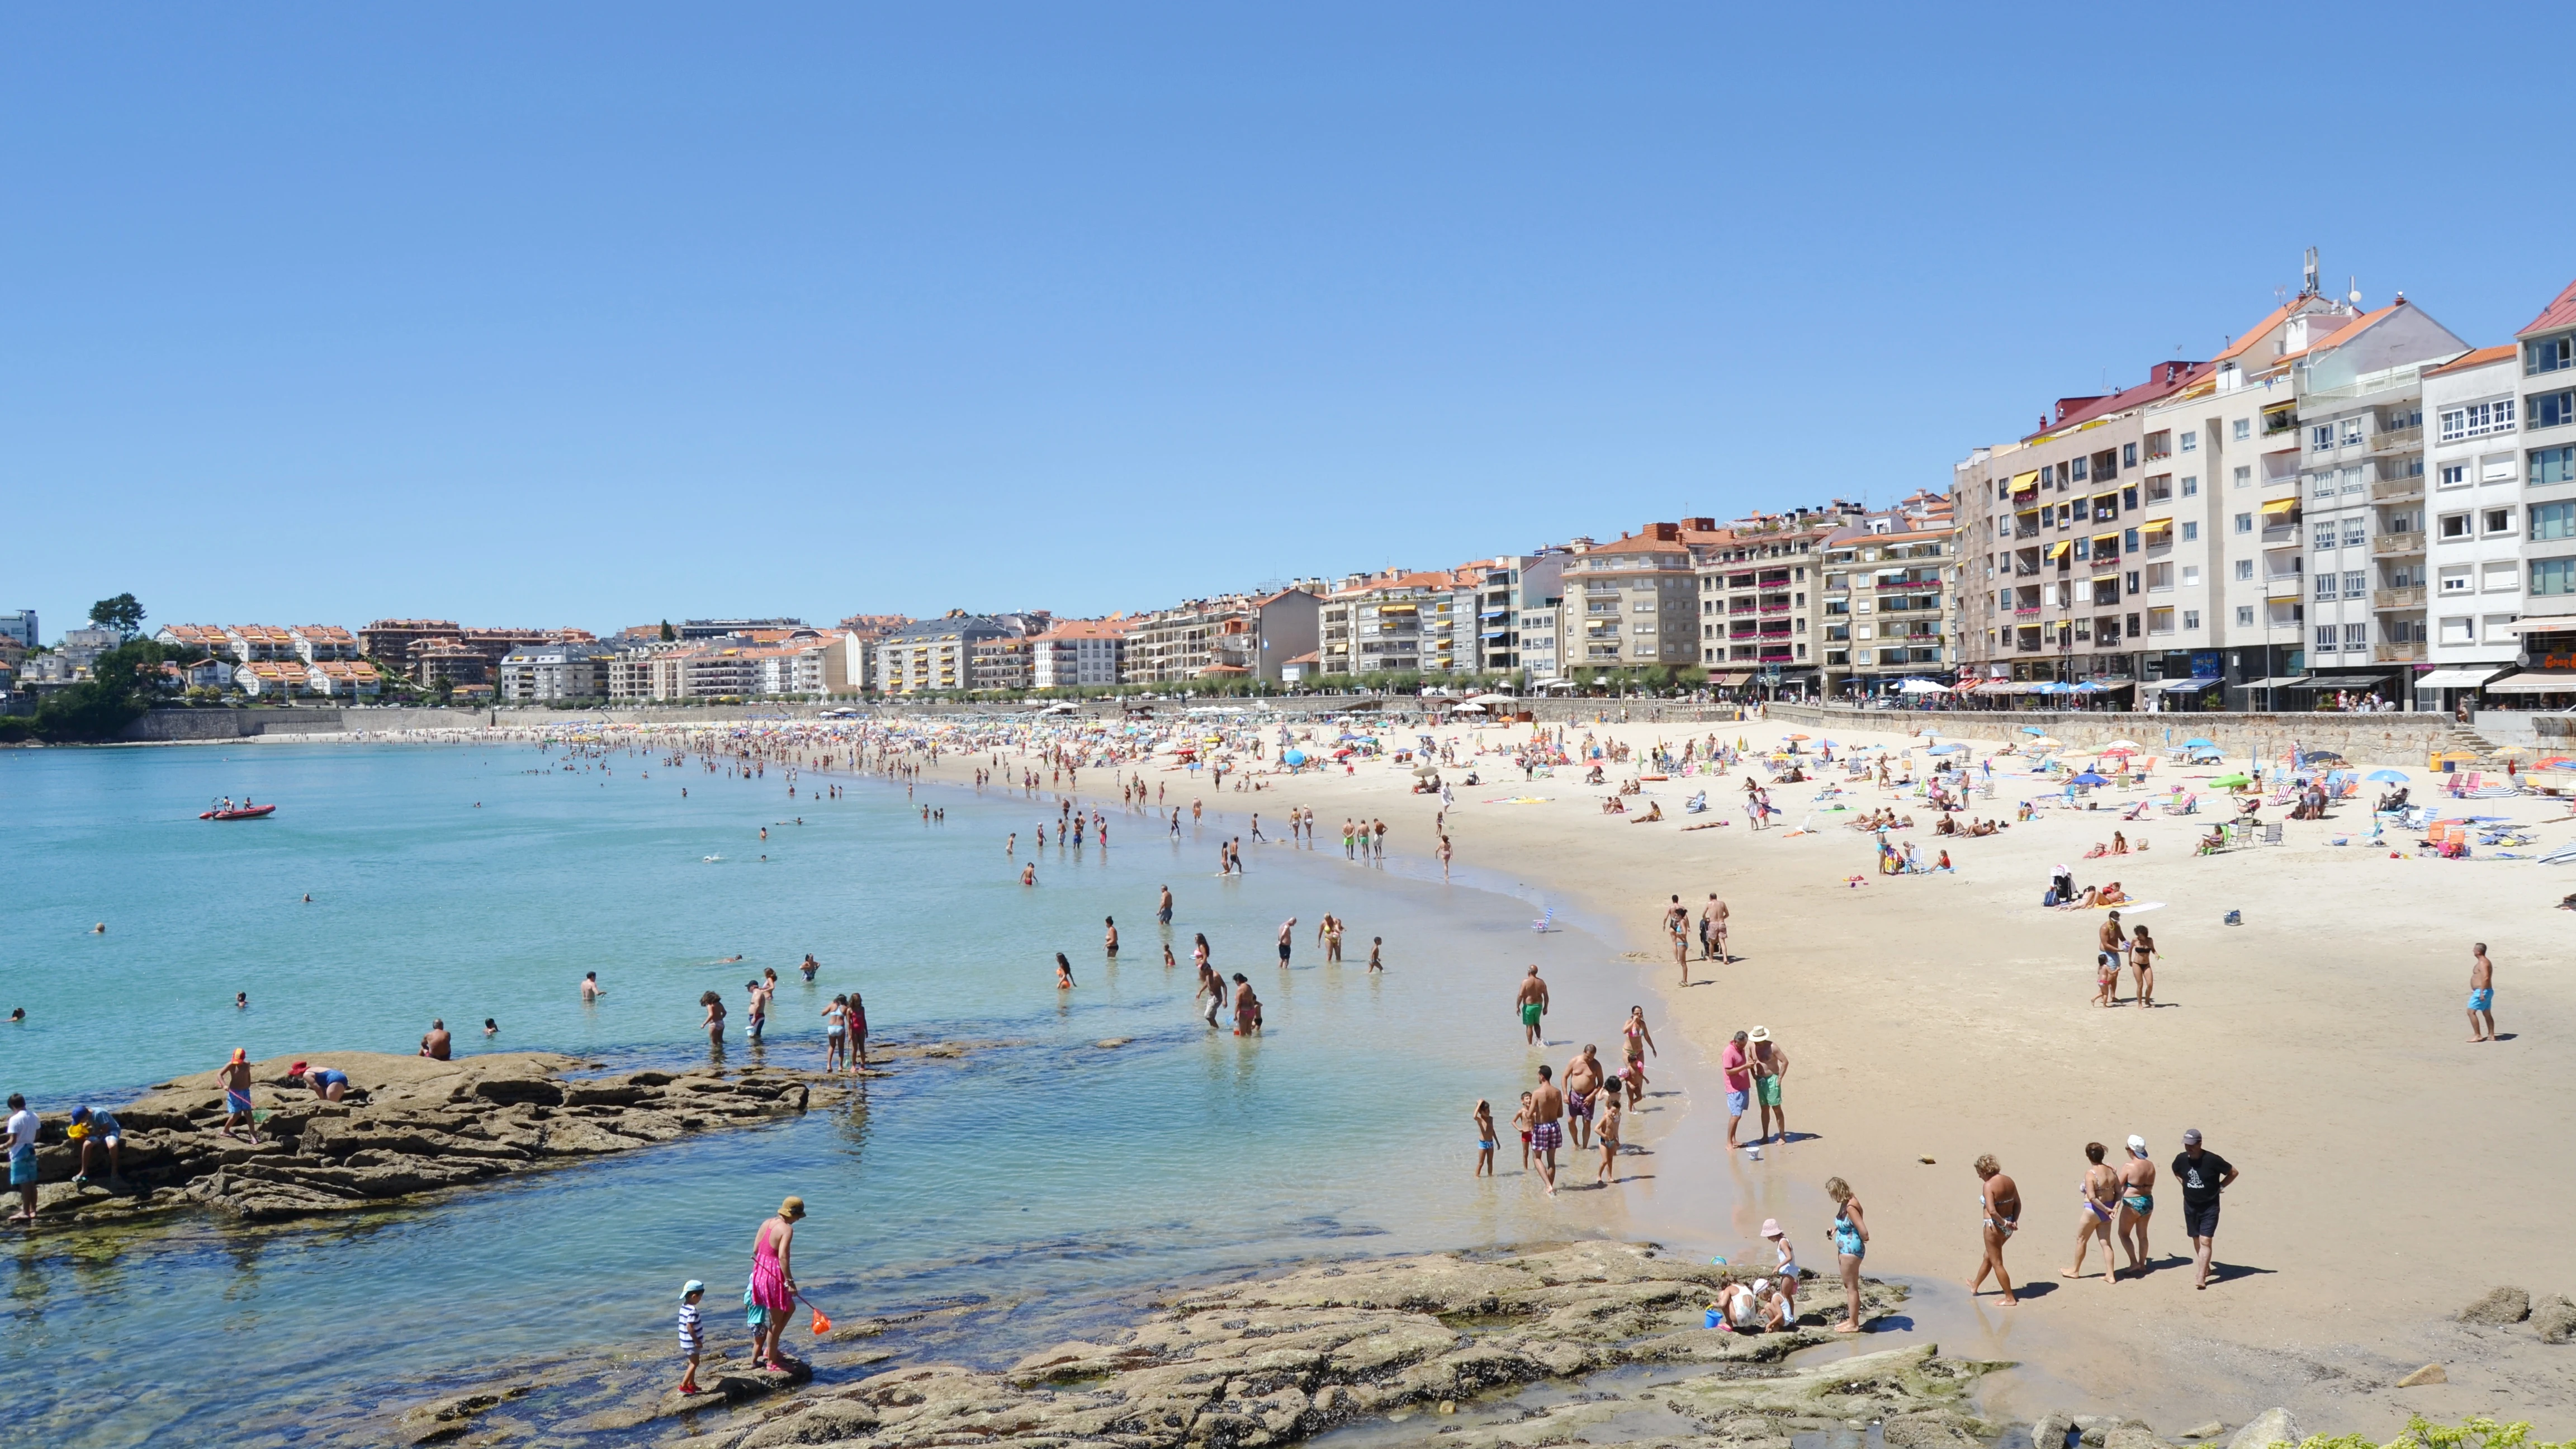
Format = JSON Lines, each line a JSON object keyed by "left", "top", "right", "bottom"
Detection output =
{"left": 12, "top": 638, "right": 201, "bottom": 742}
{"left": 88, "top": 593, "right": 146, "bottom": 638}
{"left": 660, "top": 619, "right": 676, "bottom": 642}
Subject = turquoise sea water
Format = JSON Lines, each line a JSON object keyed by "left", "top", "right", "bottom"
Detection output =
{"left": 0, "top": 742, "right": 1678, "bottom": 1446}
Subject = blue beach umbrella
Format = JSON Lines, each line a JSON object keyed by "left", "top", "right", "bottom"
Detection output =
{"left": 1928, "top": 743, "right": 1968, "bottom": 755}
{"left": 2020, "top": 726, "right": 2048, "bottom": 735}
{"left": 2184, "top": 738, "right": 2216, "bottom": 749}
{"left": 2071, "top": 771, "right": 2112, "bottom": 786}
{"left": 2367, "top": 769, "right": 2408, "bottom": 782}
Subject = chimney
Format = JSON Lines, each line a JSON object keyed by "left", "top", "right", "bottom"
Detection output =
{"left": 1647, "top": 522, "right": 1680, "bottom": 542}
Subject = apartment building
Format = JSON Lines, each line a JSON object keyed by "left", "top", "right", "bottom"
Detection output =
{"left": 2276, "top": 299, "right": 2467, "bottom": 705}
{"left": 1517, "top": 602, "right": 1561, "bottom": 681}
{"left": 1317, "top": 572, "right": 1456, "bottom": 679}
{"left": 677, "top": 617, "right": 805, "bottom": 640}
{"left": 414, "top": 641, "right": 494, "bottom": 690}
{"left": 303, "top": 660, "right": 384, "bottom": 698}
{"left": 0, "top": 610, "right": 36, "bottom": 649}
{"left": 1556, "top": 525, "right": 1702, "bottom": 679}
{"left": 1819, "top": 494, "right": 1956, "bottom": 697}
{"left": 1031, "top": 618, "right": 1130, "bottom": 689}
{"left": 2511, "top": 281, "right": 2576, "bottom": 689}
{"left": 358, "top": 619, "right": 461, "bottom": 662}
{"left": 2413, "top": 345, "right": 2525, "bottom": 707}
{"left": 288, "top": 626, "right": 361, "bottom": 662}
{"left": 1690, "top": 508, "right": 1855, "bottom": 695}
{"left": 875, "top": 614, "right": 1022, "bottom": 695}
{"left": 499, "top": 642, "right": 617, "bottom": 703}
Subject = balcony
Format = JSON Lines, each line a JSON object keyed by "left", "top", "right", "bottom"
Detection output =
{"left": 2373, "top": 585, "right": 2426, "bottom": 609}
{"left": 2374, "top": 641, "right": 2427, "bottom": 664}
{"left": 2013, "top": 605, "right": 2040, "bottom": 618}
{"left": 1758, "top": 603, "right": 1790, "bottom": 614}
{"left": 2372, "top": 532, "right": 2427, "bottom": 557}
{"left": 2265, "top": 575, "right": 2305, "bottom": 600}
{"left": 2371, "top": 425, "right": 2425, "bottom": 455}
{"left": 2015, "top": 636, "right": 2045, "bottom": 652}
{"left": 2013, "top": 526, "right": 2041, "bottom": 540}
{"left": 2090, "top": 552, "right": 2120, "bottom": 571}
{"left": 2370, "top": 476, "right": 2424, "bottom": 501}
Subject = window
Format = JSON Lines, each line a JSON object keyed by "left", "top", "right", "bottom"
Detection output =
{"left": 2233, "top": 513, "right": 2253, "bottom": 534}
{"left": 2310, "top": 472, "right": 2336, "bottom": 500}
{"left": 2531, "top": 334, "right": 2575, "bottom": 376}
{"left": 2338, "top": 418, "right": 2364, "bottom": 448}
{"left": 2439, "top": 462, "right": 2469, "bottom": 488}
{"left": 2073, "top": 497, "right": 2091, "bottom": 520}
{"left": 2070, "top": 456, "right": 2089, "bottom": 481}
{"left": 2180, "top": 520, "right": 2198, "bottom": 542}
{"left": 2344, "top": 519, "right": 2367, "bottom": 546}
{"left": 2440, "top": 512, "right": 2471, "bottom": 539}
{"left": 2347, "top": 623, "right": 2367, "bottom": 648}
{"left": 2484, "top": 508, "right": 2515, "bottom": 535}
{"left": 2234, "top": 559, "right": 2254, "bottom": 581}
{"left": 2314, "top": 573, "right": 2338, "bottom": 601}
{"left": 2312, "top": 424, "right": 2335, "bottom": 452}
{"left": 2315, "top": 624, "right": 2339, "bottom": 647}
{"left": 2535, "top": 391, "right": 2576, "bottom": 430}
{"left": 2233, "top": 419, "right": 2251, "bottom": 441}
{"left": 2438, "top": 399, "right": 2517, "bottom": 441}
{"left": 2484, "top": 561, "right": 2520, "bottom": 593}
{"left": 2535, "top": 501, "right": 2576, "bottom": 541}
{"left": 2344, "top": 570, "right": 2366, "bottom": 598}
{"left": 2342, "top": 466, "right": 2367, "bottom": 496}
{"left": 2182, "top": 565, "right": 2200, "bottom": 586}
{"left": 2535, "top": 446, "right": 2576, "bottom": 487}
{"left": 2184, "top": 609, "right": 2200, "bottom": 629}
{"left": 2233, "top": 465, "right": 2252, "bottom": 487}
{"left": 2441, "top": 615, "right": 2474, "bottom": 643}
{"left": 2123, "top": 442, "right": 2138, "bottom": 468}
{"left": 2235, "top": 606, "right": 2255, "bottom": 626}
{"left": 2536, "top": 558, "right": 2576, "bottom": 596}
{"left": 2147, "top": 562, "right": 2174, "bottom": 591}
{"left": 2182, "top": 475, "right": 2199, "bottom": 497}
{"left": 2181, "top": 430, "right": 2199, "bottom": 452}
{"left": 2439, "top": 567, "right": 2472, "bottom": 593}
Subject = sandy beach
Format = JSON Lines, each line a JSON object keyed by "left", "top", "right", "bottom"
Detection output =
{"left": 850, "top": 707, "right": 2576, "bottom": 1437}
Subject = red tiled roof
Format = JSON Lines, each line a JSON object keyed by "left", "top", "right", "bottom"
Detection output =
{"left": 2521, "top": 279, "right": 2576, "bottom": 339}
{"left": 2028, "top": 360, "right": 2209, "bottom": 440}
{"left": 2425, "top": 344, "right": 2516, "bottom": 378}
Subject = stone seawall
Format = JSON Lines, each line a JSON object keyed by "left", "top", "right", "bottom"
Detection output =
{"left": 1761, "top": 703, "right": 2456, "bottom": 766}
{"left": 123, "top": 706, "right": 494, "bottom": 741}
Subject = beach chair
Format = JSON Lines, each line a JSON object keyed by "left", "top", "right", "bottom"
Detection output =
{"left": 2261, "top": 820, "right": 2283, "bottom": 846}
{"left": 1531, "top": 907, "right": 1557, "bottom": 934}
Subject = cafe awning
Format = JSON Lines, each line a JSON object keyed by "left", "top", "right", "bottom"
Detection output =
{"left": 2242, "top": 676, "right": 2313, "bottom": 689}
{"left": 2411, "top": 666, "right": 2508, "bottom": 689}
{"left": 2480, "top": 671, "right": 2576, "bottom": 694}
{"left": 2147, "top": 676, "right": 2222, "bottom": 693}
{"left": 2285, "top": 675, "right": 2384, "bottom": 689}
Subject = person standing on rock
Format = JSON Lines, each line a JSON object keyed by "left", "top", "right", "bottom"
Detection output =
{"left": 2172, "top": 1129, "right": 2237, "bottom": 1290}
{"left": 219, "top": 1049, "right": 258, "bottom": 1142}
{"left": 748, "top": 1196, "right": 804, "bottom": 1374}
{"left": 6, "top": 1093, "right": 39, "bottom": 1223}
{"left": 1970, "top": 1154, "right": 2020, "bottom": 1306}
{"left": 1527, "top": 1064, "right": 1565, "bottom": 1196}
{"left": 1515, "top": 966, "right": 1550, "bottom": 1046}
{"left": 1824, "top": 1177, "right": 1868, "bottom": 1332}
{"left": 847, "top": 989, "right": 868, "bottom": 1070}
{"left": 419, "top": 1020, "right": 452, "bottom": 1060}
{"left": 822, "top": 996, "right": 849, "bottom": 1071}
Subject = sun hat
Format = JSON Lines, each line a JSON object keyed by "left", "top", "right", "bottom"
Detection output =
{"left": 1759, "top": 1219, "right": 1783, "bottom": 1238}
{"left": 779, "top": 1195, "right": 807, "bottom": 1219}
{"left": 289, "top": 1061, "right": 309, "bottom": 1076}
{"left": 230, "top": 1048, "right": 247, "bottom": 1063}
{"left": 1747, "top": 1025, "right": 1772, "bottom": 1043}
{"left": 681, "top": 1279, "right": 705, "bottom": 1298}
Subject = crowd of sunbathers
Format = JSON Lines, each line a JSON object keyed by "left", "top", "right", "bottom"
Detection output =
{"left": 1847, "top": 808, "right": 1916, "bottom": 832}
{"left": 1934, "top": 811, "right": 2005, "bottom": 837}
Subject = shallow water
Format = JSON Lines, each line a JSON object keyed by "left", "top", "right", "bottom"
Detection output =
{"left": 0, "top": 743, "right": 1681, "bottom": 1446}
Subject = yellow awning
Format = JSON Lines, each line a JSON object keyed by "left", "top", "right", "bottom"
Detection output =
{"left": 2261, "top": 498, "right": 2298, "bottom": 515}
{"left": 2047, "top": 541, "right": 2071, "bottom": 560}
{"left": 2092, "top": 533, "right": 2120, "bottom": 546}
{"left": 2010, "top": 470, "right": 2040, "bottom": 488}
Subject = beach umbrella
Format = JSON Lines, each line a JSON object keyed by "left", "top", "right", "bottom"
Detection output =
{"left": 2026, "top": 736, "right": 2062, "bottom": 748}
{"left": 2020, "top": 726, "right": 2047, "bottom": 735}
{"left": 2209, "top": 773, "right": 2251, "bottom": 788}
{"left": 2304, "top": 750, "right": 2346, "bottom": 763}
{"left": 2102, "top": 739, "right": 2142, "bottom": 750}
{"left": 1281, "top": 749, "right": 1307, "bottom": 766}
{"left": 2071, "top": 771, "right": 2111, "bottom": 786}
{"left": 1928, "top": 743, "right": 1968, "bottom": 755}
{"left": 2493, "top": 745, "right": 2530, "bottom": 755}
{"left": 2184, "top": 738, "right": 2216, "bottom": 749}
{"left": 1785, "top": 733, "right": 1811, "bottom": 740}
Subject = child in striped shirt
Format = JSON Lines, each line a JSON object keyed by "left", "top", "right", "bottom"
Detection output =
{"left": 677, "top": 1281, "right": 706, "bottom": 1395}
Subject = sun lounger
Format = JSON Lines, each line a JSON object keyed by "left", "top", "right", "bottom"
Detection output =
{"left": 2261, "top": 820, "right": 2283, "bottom": 846}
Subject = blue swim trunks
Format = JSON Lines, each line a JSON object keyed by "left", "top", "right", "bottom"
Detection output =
{"left": 2468, "top": 988, "right": 2493, "bottom": 1011}
{"left": 1726, "top": 1089, "right": 1750, "bottom": 1116}
{"left": 8, "top": 1145, "right": 35, "bottom": 1186}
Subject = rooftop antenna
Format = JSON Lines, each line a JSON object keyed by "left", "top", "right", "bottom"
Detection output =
{"left": 2347, "top": 276, "right": 2362, "bottom": 307}
{"left": 2301, "top": 246, "right": 2319, "bottom": 298}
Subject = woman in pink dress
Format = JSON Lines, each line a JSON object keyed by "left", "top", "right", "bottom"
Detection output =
{"left": 749, "top": 1196, "right": 804, "bottom": 1372}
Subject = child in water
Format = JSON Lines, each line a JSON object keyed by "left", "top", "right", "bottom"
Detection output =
{"left": 1472, "top": 1100, "right": 1496, "bottom": 1177}
{"left": 1055, "top": 953, "right": 1074, "bottom": 990}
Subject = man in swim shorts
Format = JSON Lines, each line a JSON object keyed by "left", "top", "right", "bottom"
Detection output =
{"left": 2467, "top": 941, "right": 2497, "bottom": 1043}
{"left": 1528, "top": 1065, "right": 1564, "bottom": 1195}
{"left": 1515, "top": 966, "right": 1550, "bottom": 1045}
{"left": 220, "top": 1048, "right": 258, "bottom": 1142}
{"left": 1721, "top": 1030, "right": 1751, "bottom": 1148}
{"left": 6, "top": 1093, "right": 40, "bottom": 1221}
{"left": 1561, "top": 1045, "right": 1603, "bottom": 1149}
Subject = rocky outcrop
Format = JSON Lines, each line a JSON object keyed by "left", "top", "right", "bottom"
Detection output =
{"left": 20, "top": 1051, "right": 809, "bottom": 1230}
{"left": 2225, "top": 1407, "right": 2300, "bottom": 1449}
{"left": 2535, "top": 1294, "right": 2576, "bottom": 1345}
{"left": 2457, "top": 1286, "right": 2531, "bottom": 1325}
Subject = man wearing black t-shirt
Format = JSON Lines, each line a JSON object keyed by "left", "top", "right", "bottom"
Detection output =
{"left": 2171, "top": 1128, "right": 2238, "bottom": 1290}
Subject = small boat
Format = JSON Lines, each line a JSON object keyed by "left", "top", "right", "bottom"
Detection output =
{"left": 200, "top": 804, "right": 277, "bottom": 820}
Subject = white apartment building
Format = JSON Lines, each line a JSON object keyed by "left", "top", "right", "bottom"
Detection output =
{"left": 1031, "top": 619, "right": 1128, "bottom": 689}
{"left": 2511, "top": 282, "right": 2576, "bottom": 693}
{"left": 499, "top": 643, "right": 615, "bottom": 702}
{"left": 2416, "top": 345, "right": 2525, "bottom": 708}
{"left": 1517, "top": 603, "right": 1560, "bottom": 681}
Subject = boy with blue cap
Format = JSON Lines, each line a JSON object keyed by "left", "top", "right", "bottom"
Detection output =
{"left": 676, "top": 1280, "right": 706, "bottom": 1395}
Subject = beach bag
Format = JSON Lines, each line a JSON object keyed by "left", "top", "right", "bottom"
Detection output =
{"left": 2043, "top": 888, "right": 2060, "bottom": 907}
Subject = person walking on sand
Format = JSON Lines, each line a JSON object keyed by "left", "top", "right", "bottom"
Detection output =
{"left": 1971, "top": 1154, "right": 2021, "bottom": 1305}
{"left": 1528, "top": 1064, "right": 1564, "bottom": 1196}
{"left": 1721, "top": 1030, "right": 1751, "bottom": 1148}
{"left": 2064, "top": 1142, "right": 2120, "bottom": 1285}
{"left": 2468, "top": 942, "right": 2497, "bottom": 1042}
{"left": 1663, "top": 896, "right": 1692, "bottom": 985}
{"left": 1748, "top": 1025, "right": 1788, "bottom": 1145}
{"left": 2115, "top": 1134, "right": 2156, "bottom": 1280}
{"left": 2173, "top": 1129, "right": 2237, "bottom": 1289}
{"left": 219, "top": 1048, "right": 258, "bottom": 1142}
{"left": 1700, "top": 894, "right": 1730, "bottom": 963}
{"left": 1825, "top": 1177, "right": 1869, "bottom": 1331}
{"left": 1515, "top": 966, "right": 1550, "bottom": 1045}
{"left": 2095, "top": 911, "right": 2125, "bottom": 1005}
{"left": 2129, "top": 925, "right": 2158, "bottom": 1008}
{"left": 747, "top": 1196, "right": 804, "bottom": 1373}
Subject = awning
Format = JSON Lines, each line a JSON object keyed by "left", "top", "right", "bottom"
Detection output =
{"left": 2010, "top": 470, "right": 2041, "bottom": 489}
{"left": 2242, "top": 676, "right": 2313, "bottom": 689}
{"left": 2285, "top": 675, "right": 2384, "bottom": 689}
{"left": 1710, "top": 671, "right": 1753, "bottom": 685}
{"left": 2411, "top": 666, "right": 2509, "bottom": 689}
{"left": 2493, "top": 618, "right": 2576, "bottom": 635}
{"left": 2147, "top": 676, "right": 2222, "bottom": 693}
{"left": 2481, "top": 671, "right": 2576, "bottom": 694}
{"left": 2261, "top": 498, "right": 2299, "bottom": 515}
{"left": 2047, "top": 541, "right": 2071, "bottom": 560}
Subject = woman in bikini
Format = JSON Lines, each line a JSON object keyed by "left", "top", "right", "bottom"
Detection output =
{"left": 1825, "top": 1176, "right": 1869, "bottom": 1332}
{"left": 1971, "top": 1154, "right": 2020, "bottom": 1305}
{"left": 2115, "top": 1135, "right": 2157, "bottom": 1280}
{"left": 2064, "top": 1142, "right": 2121, "bottom": 1284}
{"left": 1620, "top": 1007, "right": 1657, "bottom": 1107}
{"left": 2129, "top": 925, "right": 2157, "bottom": 1008}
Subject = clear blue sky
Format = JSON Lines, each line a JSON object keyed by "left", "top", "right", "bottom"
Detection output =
{"left": 6, "top": 4, "right": 2570, "bottom": 640}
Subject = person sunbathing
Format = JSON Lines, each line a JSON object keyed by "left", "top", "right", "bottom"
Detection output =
{"left": 2083, "top": 842, "right": 2109, "bottom": 859}
{"left": 1936, "top": 813, "right": 1958, "bottom": 836}
{"left": 2058, "top": 884, "right": 2101, "bottom": 910}
{"left": 2198, "top": 826, "right": 2227, "bottom": 854}
{"left": 1630, "top": 801, "right": 1664, "bottom": 823}
{"left": 1601, "top": 796, "right": 1627, "bottom": 815}
{"left": 2095, "top": 882, "right": 2129, "bottom": 906}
